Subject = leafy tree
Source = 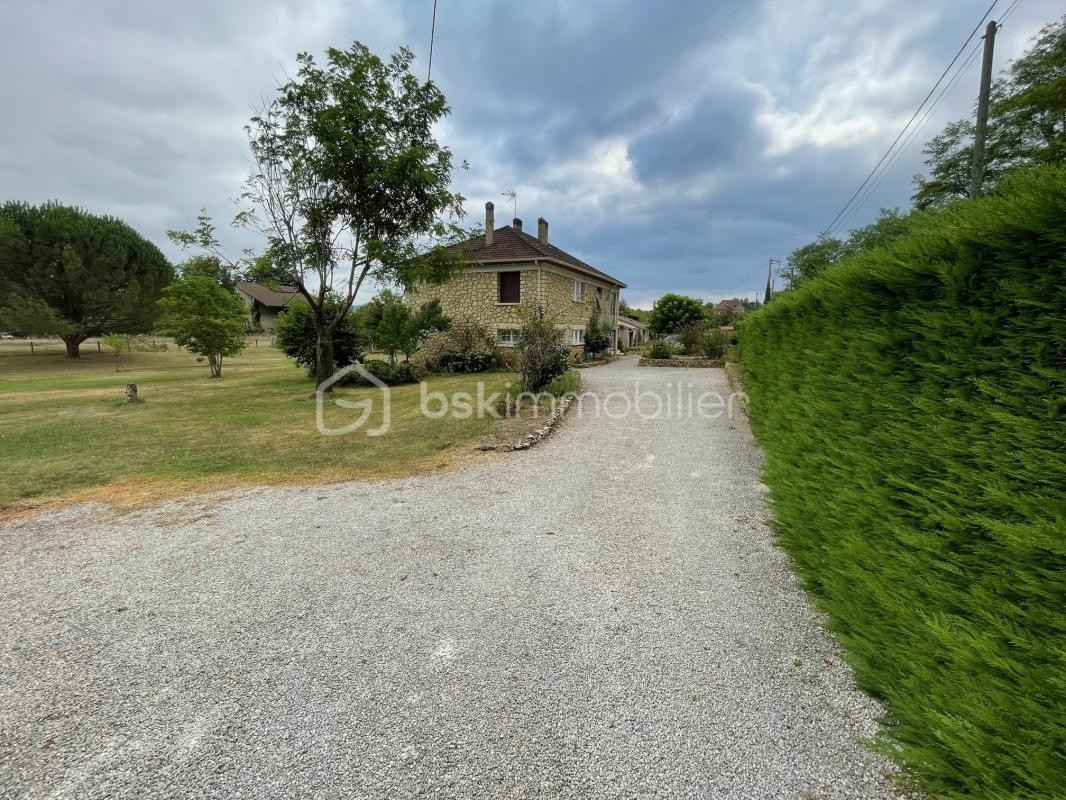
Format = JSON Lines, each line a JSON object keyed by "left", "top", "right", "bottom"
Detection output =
{"left": 647, "top": 293, "right": 706, "bottom": 335}
{"left": 784, "top": 209, "right": 917, "bottom": 289}
{"left": 223, "top": 42, "right": 467, "bottom": 387}
{"left": 374, "top": 291, "right": 450, "bottom": 363}
{"left": 0, "top": 201, "right": 173, "bottom": 356}
{"left": 101, "top": 333, "right": 133, "bottom": 372}
{"left": 785, "top": 234, "right": 846, "bottom": 287}
{"left": 156, "top": 277, "right": 247, "bottom": 377}
{"left": 178, "top": 254, "right": 236, "bottom": 289}
{"left": 273, "top": 295, "right": 367, "bottom": 377}
{"left": 618, "top": 299, "right": 646, "bottom": 321}
{"left": 913, "top": 15, "right": 1066, "bottom": 207}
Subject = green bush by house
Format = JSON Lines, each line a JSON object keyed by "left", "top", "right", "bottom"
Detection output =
{"left": 737, "top": 167, "right": 1066, "bottom": 799}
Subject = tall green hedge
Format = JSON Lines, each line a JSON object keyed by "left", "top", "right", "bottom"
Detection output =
{"left": 737, "top": 167, "right": 1066, "bottom": 799}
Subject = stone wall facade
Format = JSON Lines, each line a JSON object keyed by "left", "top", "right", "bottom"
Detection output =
{"left": 407, "top": 262, "right": 619, "bottom": 356}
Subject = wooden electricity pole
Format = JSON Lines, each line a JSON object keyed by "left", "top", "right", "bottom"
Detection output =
{"left": 970, "top": 20, "right": 997, "bottom": 199}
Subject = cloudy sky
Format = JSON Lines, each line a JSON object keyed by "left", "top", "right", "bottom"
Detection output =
{"left": 1, "top": 0, "right": 1059, "bottom": 307}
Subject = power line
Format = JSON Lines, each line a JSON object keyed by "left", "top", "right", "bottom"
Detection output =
{"left": 820, "top": 0, "right": 1001, "bottom": 236}
{"left": 833, "top": 40, "right": 985, "bottom": 232}
{"left": 830, "top": 0, "right": 1023, "bottom": 233}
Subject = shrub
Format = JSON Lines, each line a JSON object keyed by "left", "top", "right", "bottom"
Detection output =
{"left": 736, "top": 166, "right": 1066, "bottom": 800}
{"left": 584, "top": 310, "right": 613, "bottom": 355}
{"left": 645, "top": 338, "right": 678, "bottom": 359}
{"left": 420, "top": 321, "right": 498, "bottom": 373}
{"left": 677, "top": 321, "right": 709, "bottom": 355}
{"left": 516, "top": 306, "right": 570, "bottom": 392}
{"left": 543, "top": 370, "right": 580, "bottom": 397}
{"left": 345, "top": 358, "right": 421, "bottom": 386}
{"left": 697, "top": 328, "right": 728, "bottom": 360}
{"left": 274, "top": 296, "right": 367, "bottom": 378}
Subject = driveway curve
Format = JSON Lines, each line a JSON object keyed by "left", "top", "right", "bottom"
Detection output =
{"left": 0, "top": 357, "right": 900, "bottom": 799}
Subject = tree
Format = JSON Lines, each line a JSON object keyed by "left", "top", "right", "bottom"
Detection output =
{"left": 273, "top": 295, "right": 367, "bottom": 377}
{"left": 0, "top": 201, "right": 173, "bottom": 356}
{"left": 785, "top": 234, "right": 846, "bottom": 287}
{"left": 647, "top": 293, "right": 706, "bottom": 335}
{"left": 156, "top": 277, "right": 248, "bottom": 377}
{"left": 618, "top": 299, "right": 646, "bottom": 321}
{"left": 101, "top": 333, "right": 132, "bottom": 372}
{"left": 844, "top": 208, "right": 915, "bottom": 253}
{"left": 178, "top": 254, "right": 236, "bottom": 289}
{"left": 226, "top": 42, "right": 466, "bottom": 388}
{"left": 374, "top": 291, "right": 450, "bottom": 363}
{"left": 783, "top": 209, "right": 917, "bottom": 290}
{"left": 912, "top": 15, "right": 1066, "bottom": 207}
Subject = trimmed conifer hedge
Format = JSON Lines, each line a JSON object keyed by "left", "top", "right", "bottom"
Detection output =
{"left": 737, "top": 167, "right": 1066, "bottom": 799}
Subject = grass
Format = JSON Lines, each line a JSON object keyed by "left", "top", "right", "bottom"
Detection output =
{"left": 0, "top": 343, "right": 518, "bottom": 510}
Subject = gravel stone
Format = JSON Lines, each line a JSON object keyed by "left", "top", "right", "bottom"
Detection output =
{"left": 0, "top": 357, "right": 903, "bottom": 799}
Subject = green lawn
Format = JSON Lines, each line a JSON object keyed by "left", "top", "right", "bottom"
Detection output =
{"left": 0, "top": 343, "right": 517, "bottom": 509}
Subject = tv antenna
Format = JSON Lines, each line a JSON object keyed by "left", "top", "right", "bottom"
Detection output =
{"left": 502, "top": 189, "right": 517, "bottom": 219}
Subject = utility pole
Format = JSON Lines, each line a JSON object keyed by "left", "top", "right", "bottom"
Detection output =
{"left": 764, "top": 258, "right": 779, "bottom": 303}
{"left": 970, "top": 20, "right": 997, "bottom": 199}
{"left": 427, "top": 0, "right": 438, "bottom": 83}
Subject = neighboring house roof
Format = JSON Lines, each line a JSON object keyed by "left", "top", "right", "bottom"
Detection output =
{"left": 715, "top": 298, "right": 746, "bottom": 313}
{"left": 617, "top": 315, "right": 648, "bottom": 329}
{"left": 235, "top": 281, "right": 300, "bottom": 309}
{"left": 448, "top": 224, "right": 627, "bottom": 288}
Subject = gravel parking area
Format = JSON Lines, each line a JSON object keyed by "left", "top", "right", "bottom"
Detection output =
{"left": 0, "top": 357, "right": 901, "bottom": 799}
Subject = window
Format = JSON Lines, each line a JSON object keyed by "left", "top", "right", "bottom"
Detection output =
{"left": 611, "top": 292, "right": 617, "bottom": 315}
{"left": 498, "top": 271, "right": 520, "bottom": 304}
{"left": 498, "top": 328, "right": 520, "bottom": 346}
{"left": 595, "top": 286, "right": 603, "bottom": 309}
{"left": 571, "top": 328, "right": 584, "bottom": 346}
{"left": 571, "top": 279, "right": 582, "bottom": 302}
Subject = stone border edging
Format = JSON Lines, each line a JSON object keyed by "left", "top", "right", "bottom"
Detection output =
{"left": 724, "top": 361, "right": 749, "bottom": 416}
{"left": 574, "top": 357, "right": 615, "bottom": 369}
{"left": 638, "top": 356, "right": 723, "bottom": 368}
{"left": 475, "top": 394, "right": 575, "bottom": 452}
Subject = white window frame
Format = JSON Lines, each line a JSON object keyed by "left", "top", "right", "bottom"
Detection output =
{"left": 572, "top": 278, "right": 582, "bottom": 302}
{"left": 570, "top": 328, "right": 584, "bottom": 346}
{"left": 497, "top": 328, "right": 521, "bottom": 347}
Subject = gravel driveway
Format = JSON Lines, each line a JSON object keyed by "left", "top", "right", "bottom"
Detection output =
{"left": 1, "top": 357, "right": 900, "bottom": 799}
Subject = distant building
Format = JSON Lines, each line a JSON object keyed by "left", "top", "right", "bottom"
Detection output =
{"left": 407, "top": 202, "right": 626, "bottom": 356}
{"left": 616, "top": 315, "right": 649, "bottom": 349}
{"left": 235, "top": 281, "right": 300, "bottom": 331}
{"left": 714, "top": 298, "right": 746, "bottom": 315}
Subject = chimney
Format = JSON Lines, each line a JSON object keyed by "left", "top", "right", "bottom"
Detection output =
{"left": 484, "top": 202, "right": 494, "bottom": 246}
{"left": 513, "top": 217, "right": 522, "bottom": 232}
{"left": 537, "top": 217, "right": 548, "bottom": 246}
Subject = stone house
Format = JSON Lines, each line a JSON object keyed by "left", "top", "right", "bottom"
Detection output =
{"left": 616, "top": 315, "right": 649, "bottom": 349}
{"left": 406, "top": 202, "right": 626, "bottom": 356}
{"left": 235, "top": 280, "right": 300, "bottom": 331}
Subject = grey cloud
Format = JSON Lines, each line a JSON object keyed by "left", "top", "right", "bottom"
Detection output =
{"left": 1, "top": 0, "right": 1062, "bottom": 303}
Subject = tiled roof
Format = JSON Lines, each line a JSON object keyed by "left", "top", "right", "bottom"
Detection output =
{"left": 449, "top": 225, "right": 626, "bottom": 288}
{"left": 235, "top": 281, "right": 300, "bottom": 309}
{"left": 715, "top": 298, "right": 745, "bottom": 312}
{"left": 617, "top": 315, "right": 648, "bottom": 329}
